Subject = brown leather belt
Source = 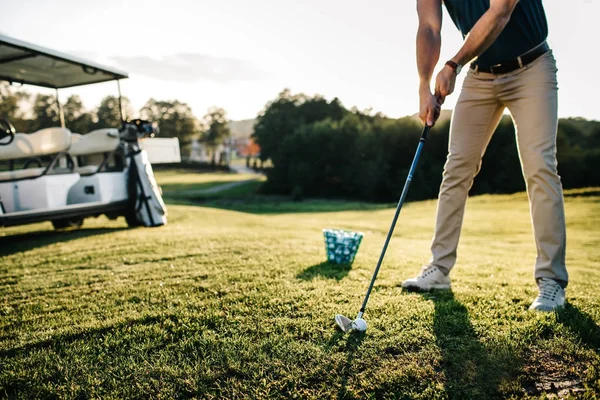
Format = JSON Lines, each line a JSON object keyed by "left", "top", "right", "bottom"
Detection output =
{"left": 470, "top": 41, "right": 550, "bottom": 74}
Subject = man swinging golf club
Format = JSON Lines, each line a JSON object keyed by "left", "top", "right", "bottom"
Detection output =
{"left": 335, "top": 0, "right": 566, "bottom": 333}
{"left": 401, "top": 0, "right": 569, "bottom": 311}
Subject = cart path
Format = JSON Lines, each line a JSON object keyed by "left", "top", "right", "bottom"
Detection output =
{"left": 170, "top": 164, "right": 264, "bottom": 197}
{"left": 173, "top": 178, "right": 262, "bottom": 196}
{"left": 229, "top": 163, "right": 264, "bottom": 175}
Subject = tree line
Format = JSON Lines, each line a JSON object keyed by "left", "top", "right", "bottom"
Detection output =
{"left": 253, "top": 89, "right": 600, "bottom": 202}
{"left": 3, "top": 82, "right": 598, "bottom": 201}
{"left": 0, "top": 82, "right": 230, "bottom": 162}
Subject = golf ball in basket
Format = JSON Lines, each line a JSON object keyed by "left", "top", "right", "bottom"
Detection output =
{"left": 352, "top": 318, "right": 368, "bottom": 332}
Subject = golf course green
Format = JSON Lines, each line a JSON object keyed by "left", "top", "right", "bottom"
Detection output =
{"left": 1, "top": 172, "right": 598, "bottom": 399}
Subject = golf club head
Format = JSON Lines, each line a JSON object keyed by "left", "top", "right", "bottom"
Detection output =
{"left": 335, "top": 314, "right": 353, "bottom": 332}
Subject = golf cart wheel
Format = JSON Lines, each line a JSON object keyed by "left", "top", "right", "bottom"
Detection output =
{"left": 52, "top": 217, "right": 84, "bottom": 230}
{"left": 125, "top": 212, "right": 142, "bottom": 227}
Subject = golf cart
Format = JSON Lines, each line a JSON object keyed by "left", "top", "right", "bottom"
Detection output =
{"left": 0, "top": 34, "right": 181, "bottom": 230}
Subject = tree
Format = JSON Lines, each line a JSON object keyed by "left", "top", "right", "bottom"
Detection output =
{"left": 96, "top": 95, "right": 132, "bottom": 129}
{"left": 141, "top": 99, "right": 200, "bottom": 157}
{"left": 252, "top": 89, "right": 347, "bottom": 165}
{"left": 201, "top": 107, "right": 231, "bottom": 166}
{"left": 263, "top": 112, "right": 445, "bottom": 201}
{"left": 63, "top": 95, "right": 94, "bottom": 134}
{"left": 31, "top": 94, "right": 60, "bottom": 131}
{"left": 0, "top": 82, "right": 25, "bottom": 116}
{"left": 0, "top": 82, "right": 30, "bottom": 132}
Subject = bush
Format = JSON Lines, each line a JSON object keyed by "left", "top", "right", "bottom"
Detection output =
{"left": 256, "top": 91, "right": 600, "bottom": 202}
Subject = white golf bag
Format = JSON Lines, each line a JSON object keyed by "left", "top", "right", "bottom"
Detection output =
{"left": 128, "top": 148, "right": 167, "bottom": 227}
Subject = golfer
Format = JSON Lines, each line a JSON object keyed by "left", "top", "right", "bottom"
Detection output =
{"left": 401, "top": 0, "right": 568, "bottom": 311}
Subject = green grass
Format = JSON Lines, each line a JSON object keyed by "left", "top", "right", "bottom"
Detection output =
{"left": 203, "top": 195, "right": 394, "bottom": 214}
{"left": 156, "top": 169, "right": 392, "bottom": 213}
{"left": 1, "top": 172, "right": 599, "bottom": 399}
{"left": 154, "top": 169, "right": 261, "bottom": 195}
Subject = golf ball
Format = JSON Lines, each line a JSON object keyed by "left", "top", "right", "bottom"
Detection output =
{"left": 352, "top": 318, "right": 368, "bottom": 332}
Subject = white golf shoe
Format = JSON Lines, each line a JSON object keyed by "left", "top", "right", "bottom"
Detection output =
{"left": 529, "top": 278, "right": 565, "bottom": 312}
{"left": 401, "top": 265, "right": 451, "bottom": 291}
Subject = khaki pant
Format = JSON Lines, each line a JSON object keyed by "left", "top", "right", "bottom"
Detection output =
{"left": 430, "top": 50, "right": 568, "bottom": 287}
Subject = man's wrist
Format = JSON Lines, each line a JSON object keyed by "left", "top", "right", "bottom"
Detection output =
{"left": 445, "top": 60, "right": 463, "bottom": 75}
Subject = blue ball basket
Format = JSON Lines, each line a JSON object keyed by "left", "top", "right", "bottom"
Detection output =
{"left": 323, "top": 229, "right": 364, "bottom": 264}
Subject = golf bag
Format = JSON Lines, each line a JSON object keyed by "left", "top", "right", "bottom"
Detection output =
{"left": 127, "top": 148, "right": 167, "bottom": 227}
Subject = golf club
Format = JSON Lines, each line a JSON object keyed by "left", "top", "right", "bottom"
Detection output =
{"left": 335, "top": 124, "right": 431, "bottom": 333}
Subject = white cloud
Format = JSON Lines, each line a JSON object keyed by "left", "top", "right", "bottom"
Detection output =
{"left": 110, "top": 53, "right": 269, "bottom": 84}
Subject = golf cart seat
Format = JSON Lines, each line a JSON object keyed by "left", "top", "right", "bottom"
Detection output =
{"left": 70, "top": 129, "right": 120, "bottom": 156}
{"left": 0, "top": 127, "right": 72, "bottom": 182}
{"left": 70, "top": 128, "right": 120, "bottom": 175}
{"left": 0, "top": 127, "right": 71, "bottom": 162}
{"left": 0, "top": 167, "right": 47, "bottom": 181}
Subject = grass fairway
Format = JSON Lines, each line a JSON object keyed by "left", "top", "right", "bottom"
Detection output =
{"left": 1, "top": 174, "right": 599, "bottom": 398}
{"left": 153, "top": 169, "right": 263, "bottom": 195}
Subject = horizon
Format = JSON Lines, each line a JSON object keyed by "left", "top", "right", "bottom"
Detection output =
{"left": 1, "top": 0, "right": 599, "bottom": 121}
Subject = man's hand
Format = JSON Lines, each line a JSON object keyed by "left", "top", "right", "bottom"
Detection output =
{"left": 419, "top": 88, "right": 441, "bottom": 127}
{"left": 416, "top": 0, "right": 442, "bottom": 126}
{"left": 434, "top": 65, "right": 457, "bottom": 105}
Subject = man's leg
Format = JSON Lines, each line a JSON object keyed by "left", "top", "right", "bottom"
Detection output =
{"left": 430, "top": 72, "right": 505, "bottom": 274}
{"left": 500, "top": 51, "right": 568, "bottom": 289}
{"left": 403, "top": 71, "right": 504, "bottom": 290}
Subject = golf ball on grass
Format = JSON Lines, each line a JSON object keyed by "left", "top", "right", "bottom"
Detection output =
{"left": 351, "top": 318, "right": 368, "bottom": 332}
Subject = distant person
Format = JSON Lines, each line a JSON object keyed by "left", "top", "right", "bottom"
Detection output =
{"left": 401, "top": 0, "right": 568, "bottom": 311}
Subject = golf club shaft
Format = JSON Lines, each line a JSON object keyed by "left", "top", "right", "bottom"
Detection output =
{"left": 357, "top": 125, "right": 431, "bottom": 319}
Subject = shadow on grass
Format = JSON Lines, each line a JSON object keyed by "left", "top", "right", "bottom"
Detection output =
{"left": 0, "top": 313, "right": 169, "bottom": 359}
{"left": 0, "top": 227, "right": 128, "bottom": 257}
{"left": 160, "top": 179, "right": 262, "bottom": 198}
{"left": 557, "top": 303, "right": 600, "bottom": 350}
{"left": 167, "top": 194, "right": 395, "bottom": 215}
{"left": 157, "top": 171, "right": 406, "bottom": 215}
{"left": 297, "top": 262, "right": 353, "bottom": 281}
{"left": 516, "top": 303, "right": 600, "bottom": 397}
{"left": 563, "top": 189, "right": 600, "bottom": 198}
{"left": 416, "top": 290, "right": 522, "bottom": 398}
{"left": 0, "top": 313, "right": 181, "bottom": 398}
{"left": 325, "top": 328, "right": 366, "bottom": 398}
{"left": 160, "top": 180, "right": 233, "bottom": 194}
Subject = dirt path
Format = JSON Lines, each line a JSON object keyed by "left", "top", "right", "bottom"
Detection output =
{"left": 229, "top": 163, "right": 263, "bottom": 175}
{"left": 188, "top": 178, "right": 261, "bottom": 195}
{"left": 173, "top": 165, "right": 264, "bottom": 196}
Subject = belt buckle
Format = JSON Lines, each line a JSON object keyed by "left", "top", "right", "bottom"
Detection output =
{"left": 489, "top": 63, "right": 503, "bottom": 74}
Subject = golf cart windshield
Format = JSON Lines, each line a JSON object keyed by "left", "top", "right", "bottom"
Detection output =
{"left": 0, "top": 34, "right": 128, "bottom": 88}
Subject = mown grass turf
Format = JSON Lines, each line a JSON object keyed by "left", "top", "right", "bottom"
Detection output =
{"left": 1, "top": 176, "right": 599, "bottom": 399}
{"left": 154, "top": 169, "right": 261, "bottom": 195}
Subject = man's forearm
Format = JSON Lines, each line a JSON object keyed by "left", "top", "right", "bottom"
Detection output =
{"left": 417, "top": 27, "right": 441, "bottom": 92}
{"left": 451, "top": 2, "right": 518, "bottom": 66}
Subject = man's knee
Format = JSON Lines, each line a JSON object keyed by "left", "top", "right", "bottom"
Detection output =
{"left": 441, "top": 153, "right": 480, "bottom": 188}
{"left": 520, "top": 151, "right": 559, "bottom": 183}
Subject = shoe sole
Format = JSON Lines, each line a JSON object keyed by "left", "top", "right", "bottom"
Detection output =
{"left": 401, "top": 283, "right": 451, "bottom": 292}
{"left": 529, "top": 303, "right": 565, "bottom": 312}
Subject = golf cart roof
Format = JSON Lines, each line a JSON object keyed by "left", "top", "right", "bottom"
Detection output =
{"left": 0, "top": 34, "right": 128, "bottom": 89}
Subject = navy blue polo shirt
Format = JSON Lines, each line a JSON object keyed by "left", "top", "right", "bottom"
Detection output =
{"left": 443, "top": 0, "right": 548, "bottom": 67}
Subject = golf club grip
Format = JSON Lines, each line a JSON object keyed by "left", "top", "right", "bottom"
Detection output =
{"left": 358, "top": 125, "right": 431, "bottom": 317}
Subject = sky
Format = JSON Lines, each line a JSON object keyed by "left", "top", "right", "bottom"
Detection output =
{"left": 1, "top": 0, "right": 598, "bottom": 121}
